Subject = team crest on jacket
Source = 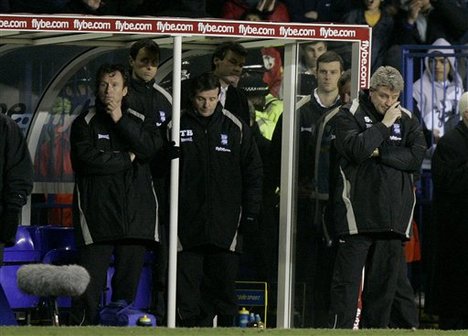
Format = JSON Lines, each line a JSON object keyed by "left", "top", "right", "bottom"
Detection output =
{"left": 156, "top": 111, "right": 166, "bottom": 127}
{"left": 364, "top": 116, "right": 373, "bottom": 128}
{"left": 215, "top": 134, "right": 231, "bottom": 152}
{"left": 390, "top": 122, "right": 402, "bottom": 141}
{"left": 220, "top": 134, "right": 228, "bottom": 145}
{"left": 180, "top": 129, "right": 193, "bottom": 142}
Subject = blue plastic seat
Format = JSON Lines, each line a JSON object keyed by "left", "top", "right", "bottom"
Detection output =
{"left": 34, "top": 226, "right": 76, "bottom": 259}
{"left": 0, "top": 226, "right": 41, "bottom": 311}
{"left": 2, "top": 226, "right": 41, "bottom": 263}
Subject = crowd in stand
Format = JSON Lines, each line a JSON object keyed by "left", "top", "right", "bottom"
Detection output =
{"left": 2, "top": 0, "right": 467, "bottom": 72}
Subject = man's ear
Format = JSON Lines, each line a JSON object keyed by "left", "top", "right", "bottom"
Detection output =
{"left": 129, "top": 56, "right": 134, "bottom": 67}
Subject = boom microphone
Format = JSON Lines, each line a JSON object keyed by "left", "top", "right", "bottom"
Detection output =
{"left": 17, "top": 264, "right": 90, "bottom": 297}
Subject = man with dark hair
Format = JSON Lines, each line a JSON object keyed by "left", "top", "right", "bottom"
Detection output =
{"left": 173, "top": 71, "right": 263, "bottom": 327}
{"left": 328, "top": 66, "right": 426, "bottom": 329}
{"left": 182, "top": 42, "right": 250, "bottom": 125}
{"left": 70, "top": 63, "right": 163, "bottom": 325}
{"left": 298, "top": 41, "right": 328, "bottom": 95}
{"left": 211, "top": 42, "right": 250, "bottom": 125}
{"left": 127, "top": 38, "right": 172, "bottom": 128}
{"left": 267, "top": 50, "right": 344, "bottom": 327}
{"left": 127, "top": 39, "right": 173, "bottom": 320}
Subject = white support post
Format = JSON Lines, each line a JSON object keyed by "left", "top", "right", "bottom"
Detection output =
{"left": 276, "top": 42, "right": 299, "bottom": 329}
{"left": 167, "top": 35, "right": 182, "bottom": 329}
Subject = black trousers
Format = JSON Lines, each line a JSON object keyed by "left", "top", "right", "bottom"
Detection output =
{"left": 71, "top": 241, "right": 146, "bottom": 325}
{"left": 329, "top": 234, "right": 415, "bottom": 329}
{"left": 364, "top": 239, "right": 419, "bottom": 329}
{"left": 176, "top": 246, "right": 239, "bottom": 327}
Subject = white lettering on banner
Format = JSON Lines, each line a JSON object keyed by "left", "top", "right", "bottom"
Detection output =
{"left": 73, "top": 20, "right": 111, "bottom": 31}
{"left": 197, "top": 22, "right": 234, "bottom": 34}
{"left": 31, "top": 19, "right": 69, "bottom": 30}
{"left": 115, "top": 20, "right": 152, "bottom": 32}
{"left": 279, "top": 26, "right": 316, "bottom": 38}
{"left": 319, "top": 27, "right": 356, "bottom": 39}
{"left": 156, "top": 21, "right": 194, "bottom": 33}
{"left": 0, "top": 19, "right": 27, "bottom": 29}
{"left": 239, "top": 24, "right": 275, "bottom": 36}
{"left": 360, "top": 40, "right": 370, "bottom": 88}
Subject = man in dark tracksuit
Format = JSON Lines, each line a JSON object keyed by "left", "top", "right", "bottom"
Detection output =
{"left": 268, "top": 51, "right": 343, "bottom": 327}
{"left": 126, "top": 39, "right": 172, "bottom": 320}
{"left": 328, "top": 66, "right": 426, "bottom": 329}
{"left": 0, "top": 110, "right": 33, "bottom": 326}
{"left": 0, "top": 113, "right": 33, "bottom": 263}
{"left": 431, "top": 92, "right": 468, "bottom": 330}
{"left": 173, "top": 72, "right": 263, "bottom": 327}
{"left": 70, "top": 63, "right": 163, "bottom": 325}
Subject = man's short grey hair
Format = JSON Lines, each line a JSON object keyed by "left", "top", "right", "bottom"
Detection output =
{"left": 370, "top": 66, "right": 404, "bottom": 92}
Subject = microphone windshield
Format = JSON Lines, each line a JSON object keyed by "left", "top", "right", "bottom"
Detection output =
{"left": 17, "top": 264, "right": 90, "bottom": 297}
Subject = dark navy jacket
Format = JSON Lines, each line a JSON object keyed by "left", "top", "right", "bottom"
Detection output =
{"left": 70, "top": 102, "right": 163, "bottom": 246}
{"left": 332, "top": 91, "right": 426, "bottom": 239}
{"left": 173, "top": 104, "right": 263, "bottom": 252}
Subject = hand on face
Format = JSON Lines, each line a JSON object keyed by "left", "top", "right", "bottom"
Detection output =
{"left": 104, "top": 97, "right": 123, "bottom": 122}
{"left": 382, "top": 101, "right": 402, "bottom": 128}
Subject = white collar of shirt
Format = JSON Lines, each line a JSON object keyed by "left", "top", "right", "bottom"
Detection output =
{"left": 219, "top": 85, "right": 228, "bottom": 107}
{"left": 313, "top": 88, "right": 339, "bottom": 108}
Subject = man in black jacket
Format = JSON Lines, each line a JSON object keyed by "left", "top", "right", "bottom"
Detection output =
{"left": 328, "top": 66, "right": 426, "bottom": 329}
{"left": 0, "top": 114, "right": 33, "bottom": 263}
{"left": 431, "top": 92, "right": 468, "bottom": 330}
{"left": 126, "top": 39, "right": 172, "bottom": 320}
{"left": 267, "top": 50, "right": 343, "bottom": 327}
{"left": 70, "top": 63, "right": 163, "bottom": 325}
{"left": 174, "top": 72, "right": 262, "bottom": 327}
{"left": 0, "top": 113, "right": 33, "bottom": 326}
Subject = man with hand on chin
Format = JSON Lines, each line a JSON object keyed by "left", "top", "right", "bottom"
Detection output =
{"left": 328, "top": 66, "right": 426, "bottom": 329}
{"left": 70, "top": 63, "right": 162, "bottom": 325}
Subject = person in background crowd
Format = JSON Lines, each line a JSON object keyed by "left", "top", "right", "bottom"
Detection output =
{"left": 412, "top": 38, "right": 463, "bottom": 147}
{"left": 328, "top": 66, "right": 426, "bottom": 329}
{"left": 283, "top": 0, "right": 356, "bottom": 23}
{"left": 431, "top": 91, "right": 468, "bottom": 330}
{"left": 386, "top": 0, "right": 468, "bottom": 71}
{"left": 410, "top": 0, "right": 468, "bottom": 45}
{"left": 343, "top": 0, "right": 394, "bottom": 73}
{"left": 173, "top": 72, "right": 262, "bottom": 327}
{"left": 70, "top": 63, "right": 163, "bottom": 325}
{"left": 222, "top": 0, "right": 290, "bottom": 22}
